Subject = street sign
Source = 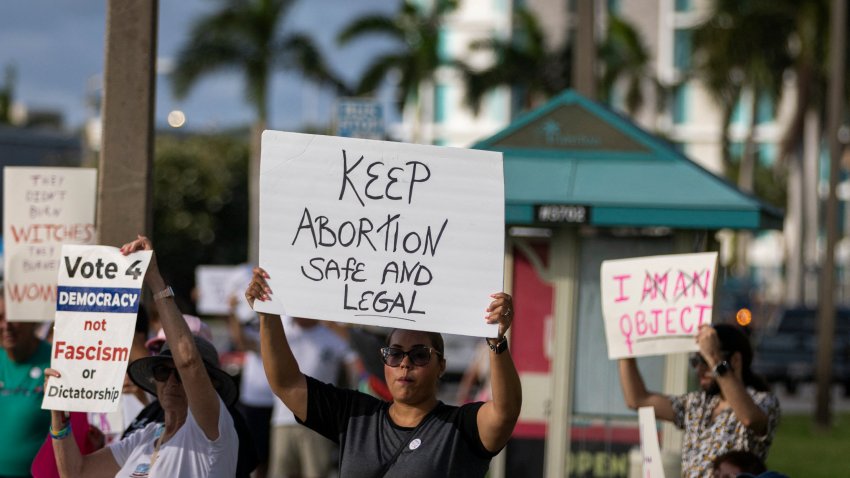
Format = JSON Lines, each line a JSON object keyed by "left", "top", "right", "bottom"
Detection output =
{"left": 336, "top": 99, "right": 384, "bottom": 140}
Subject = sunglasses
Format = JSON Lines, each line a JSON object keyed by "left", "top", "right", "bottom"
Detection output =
{"left": 381, "top": 346, "right": 442, "bottom": 367}
{"left": 689, "top": 352, "right": 731, "bottom": 369}
{"left": 152, "top": 364, "right": 181, "bottom": 383}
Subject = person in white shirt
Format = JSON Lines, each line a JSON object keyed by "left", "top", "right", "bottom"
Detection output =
{"left": 46, "top": 236, "right": 239, "bottom": 478}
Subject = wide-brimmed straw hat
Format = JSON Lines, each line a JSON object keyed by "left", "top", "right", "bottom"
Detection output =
{"left": 128, "top": 335, "right": 238, "bottom": 407}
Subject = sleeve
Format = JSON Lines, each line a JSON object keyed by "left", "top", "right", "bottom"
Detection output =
{"left": 459, "top": 402, "right": 499, "bottom": 459}
{"left": 668, "top": 393, "right": 687, "bottom": 430}
{"left": 751, "top": 391, "right": 781, "bottom": 440}
{"left": 296, "top": 375, "right": 379, "bottom": 443}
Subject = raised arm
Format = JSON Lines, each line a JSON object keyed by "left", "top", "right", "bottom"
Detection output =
{"left": 618, "top": 358, "right": 675, "bottom": 421}
{"left": 120, "top": 236, "right": 221, "bottom": 439}
{"left": 476, "top": 292, "right": 522, "bottom": 453}
{"left": 46, "top": 370, "right": 120, "bottom": 478}
{"left": 696, "top": 325, "right": 769, "bottom": 434}
{"left": 246, "top": 267, "right": 308, "bottom": 420}
{"left": 224, "top": 295, "right": 259, "bottom": 353}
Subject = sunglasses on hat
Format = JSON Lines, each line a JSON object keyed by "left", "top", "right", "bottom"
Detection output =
{"left": 381, "top": 346, "right": 442, "bottom": 367}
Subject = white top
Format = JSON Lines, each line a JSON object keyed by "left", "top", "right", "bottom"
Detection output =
{"left": 109, "top": 397, "right": 238, "bottom": 478}
{"left": 240, "top": 350, "right": 276, "bottom": 407}
{"left": 272, "top": 316, "right": 354, "bottom": 426}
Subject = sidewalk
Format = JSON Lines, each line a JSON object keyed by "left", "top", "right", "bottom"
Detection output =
{"left": 773, "top": 383, "right": 850, "bottom": 414}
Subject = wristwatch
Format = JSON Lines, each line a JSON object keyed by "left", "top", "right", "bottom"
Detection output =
{"left": 712, "top": 360, "right": 731, "bottom": 378}
{"left": 154, "top": 286, "right": 174, "bottom": 301}
{"left": 486, "top": 336, "right": 508, "bottom": 354}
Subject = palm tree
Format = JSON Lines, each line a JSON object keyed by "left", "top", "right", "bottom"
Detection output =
{"left": 462, "top": 9, "right": 660, "bottom": 119}
{"left": 172, "top": 0, "right": 347, "bottom": 262}
{"left": 693, "top": 0, "right": 795, "bottom": 191}
{"left": 598, "top": 13, "right": 663, "bottom": 117}
{"left": 692, "top": 0, "right": 796, "bottom": 275}
{"left": 461, "top": 7, "right": 571, "bottom": 115}
{"left": 337, "top": 0, "right": 458, "bottom": 142}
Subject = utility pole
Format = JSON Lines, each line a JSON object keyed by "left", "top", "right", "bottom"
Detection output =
{"left": 572, "top": 0, "right": 596, "bottom": 99}
{"left": 816, "top": 0, "right": 846, "bottom": 429}
{"left": 97, "top": 0, "right": 158, "bottom": 246}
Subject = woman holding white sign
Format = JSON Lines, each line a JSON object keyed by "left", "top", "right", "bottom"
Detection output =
{"left": 45, "top": 236, "right": 239, "bottom": 478}
{"left": 618, "top": 323, "right": 780, "bottom": 477}
{"left": 246, "top": 266, "right": 522, "bottom": 477}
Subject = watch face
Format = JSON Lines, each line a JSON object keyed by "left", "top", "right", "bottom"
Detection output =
{"left": 714, "top": 361, "right": 730, "bottom": 376}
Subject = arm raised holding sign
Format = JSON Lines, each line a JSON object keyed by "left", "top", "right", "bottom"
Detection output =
{"left": 47, "top": 236, "right": 240, "bottom": 477}
{"left": 246, "top": 267, "right": 521, "bottom": 477}
{"left": 618, "top": 323, "right": 780, "bottom": 477}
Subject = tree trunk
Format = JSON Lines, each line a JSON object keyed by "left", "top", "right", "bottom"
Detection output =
{"left": 735, "top": 88, "right": 760, "bottom": 276}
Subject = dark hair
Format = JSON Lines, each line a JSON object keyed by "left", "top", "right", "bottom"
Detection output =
{"left": 385, "top": 329, "right": 445, "bottom": 357}
{"left": 712, "top": 450, "right": 767, "bottom": 474}
{"left": 715, "top": 324, "right": 769, "bottom": 391}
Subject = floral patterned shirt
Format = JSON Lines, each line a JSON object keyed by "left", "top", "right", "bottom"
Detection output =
{"left": 669, "top": 388, "right": 780, "bottom": 477}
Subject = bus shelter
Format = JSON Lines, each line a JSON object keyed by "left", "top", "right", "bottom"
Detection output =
{"left": 472, "top": 90, "right": 782, "bottom": 477}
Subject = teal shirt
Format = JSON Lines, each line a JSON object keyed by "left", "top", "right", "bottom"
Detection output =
{"left": 0, "top": 340, "right": 52, "bottom": 476}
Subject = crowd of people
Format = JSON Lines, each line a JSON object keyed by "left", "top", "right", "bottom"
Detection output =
{"left": 0, "top": 233, "right": 794, "bottom": 477}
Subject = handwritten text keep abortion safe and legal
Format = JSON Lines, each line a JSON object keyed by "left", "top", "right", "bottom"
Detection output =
{"left": 600, "top": 252, "right": 719, "bottom": 359}
{"left": 291, "top": 151, "right": 440, "bottom": 317}
{"left": 255, "top": 131, "right": 504, "bottom": 337}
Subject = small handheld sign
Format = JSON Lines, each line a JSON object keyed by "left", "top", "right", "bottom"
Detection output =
{"left": 638, "top": 407, "right": 666, "bottom": 478}
{"left": 600, "top": 252, "right": 718, "bottom": 359}
{"left": 3, "top": 167, "right": 97, "bottom": 322}
{"left": 42, "top": 245, "right": 152, "bottom": 413}
{"left": 254, "top": 131, "right": 504, "bottom": 337}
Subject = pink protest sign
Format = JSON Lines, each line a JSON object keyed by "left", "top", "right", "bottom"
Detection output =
{"left": 600, "top": 252, "right": 718, "bottom": 359}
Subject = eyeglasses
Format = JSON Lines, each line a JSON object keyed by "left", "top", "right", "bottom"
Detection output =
{"left": 152, "top": 364, "right": 181, "bottom": 383}
{"left": 381, "top": 346, "right": 442, "bottom": 367}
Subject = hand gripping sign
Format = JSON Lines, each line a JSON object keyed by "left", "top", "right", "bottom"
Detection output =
{"left": 42, "top": 245, "right": 152, "bottom": 413}
{"left": 253, "top": 131, "right": 504, "bottom": 337}
{"left": 600, "top": 252, "right": 718, "bottom": 359}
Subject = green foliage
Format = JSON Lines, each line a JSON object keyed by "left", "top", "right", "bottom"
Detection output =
{"left": 724, "top": 155, "right": 787, "bottom": 210}
{"left": 338, "top": 0, "right": 458, "bottom": 109}
{"left": 767, "top": 412, "right": 850, "bottom": 477}
{"left": 152, "top": 132, "right": 249, "bottom": 300}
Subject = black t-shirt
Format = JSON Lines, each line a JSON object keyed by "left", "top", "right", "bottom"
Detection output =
{"left": 299, "top": 376, "right": 497, "bottom": 478}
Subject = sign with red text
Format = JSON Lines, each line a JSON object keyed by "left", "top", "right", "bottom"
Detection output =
{"left": 3, "top": 167, "right": 97, "bottom": 322}
{"left": 600, "top": 252, "right": 718, "bottom": 359}
{"left": 254, "top": 130, "right": 504, "bottom": 337}
{"left": 42, "top": 245, "right": 151, "bottom": 413}
{"left": 638, "top": 407, "right": 666, "bottom": 478}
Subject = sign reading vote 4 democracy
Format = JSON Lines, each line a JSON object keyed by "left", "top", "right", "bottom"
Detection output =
{"left": 254, "top": 131, "right": 504, "bottom": 337}
{"left": 42, "top": 245, "right": 152, "bottom": 413}
{"left": 600, "top": 252, "right": 718, "bottom": 359}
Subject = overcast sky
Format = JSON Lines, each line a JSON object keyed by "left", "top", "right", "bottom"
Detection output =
{"left": 0, "top": 0, "right": 399, "bottom": 132}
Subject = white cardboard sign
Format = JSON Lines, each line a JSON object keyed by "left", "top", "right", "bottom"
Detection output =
{"left": 638, "top": 406, "right": 666, "bottom": 478}
{"left": 600, "top": 252, "right": 718, "bottom": 359}
{"left": 42, "top": 245, "right": 152, "bottom": 413}
{"left": 195, "top": 265, "right": 243, "bottom": 316}
{"left": 254, "top": 131, "right": 504, "bottom": 337}
{"left": 3, "top": 167, "right": 97, "bottom": 322}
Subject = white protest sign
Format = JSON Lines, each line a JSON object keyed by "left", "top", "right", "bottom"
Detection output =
{"left": 600, "top": 252, "right": 718, "bottom": 359}
{"left": 638, "top": 406, "right": 666, "bottom": 478}
{"left": 3, "top": 167, "right": 97, "bottom": 322}
{"left": 42, "top": 245, "right": 152, "bottom": 413}
{"left": 255, "top": 130, "right": 504, "bottom": 337}
{"left": 195, "top": 265, "right": 243, "bottom": 316}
